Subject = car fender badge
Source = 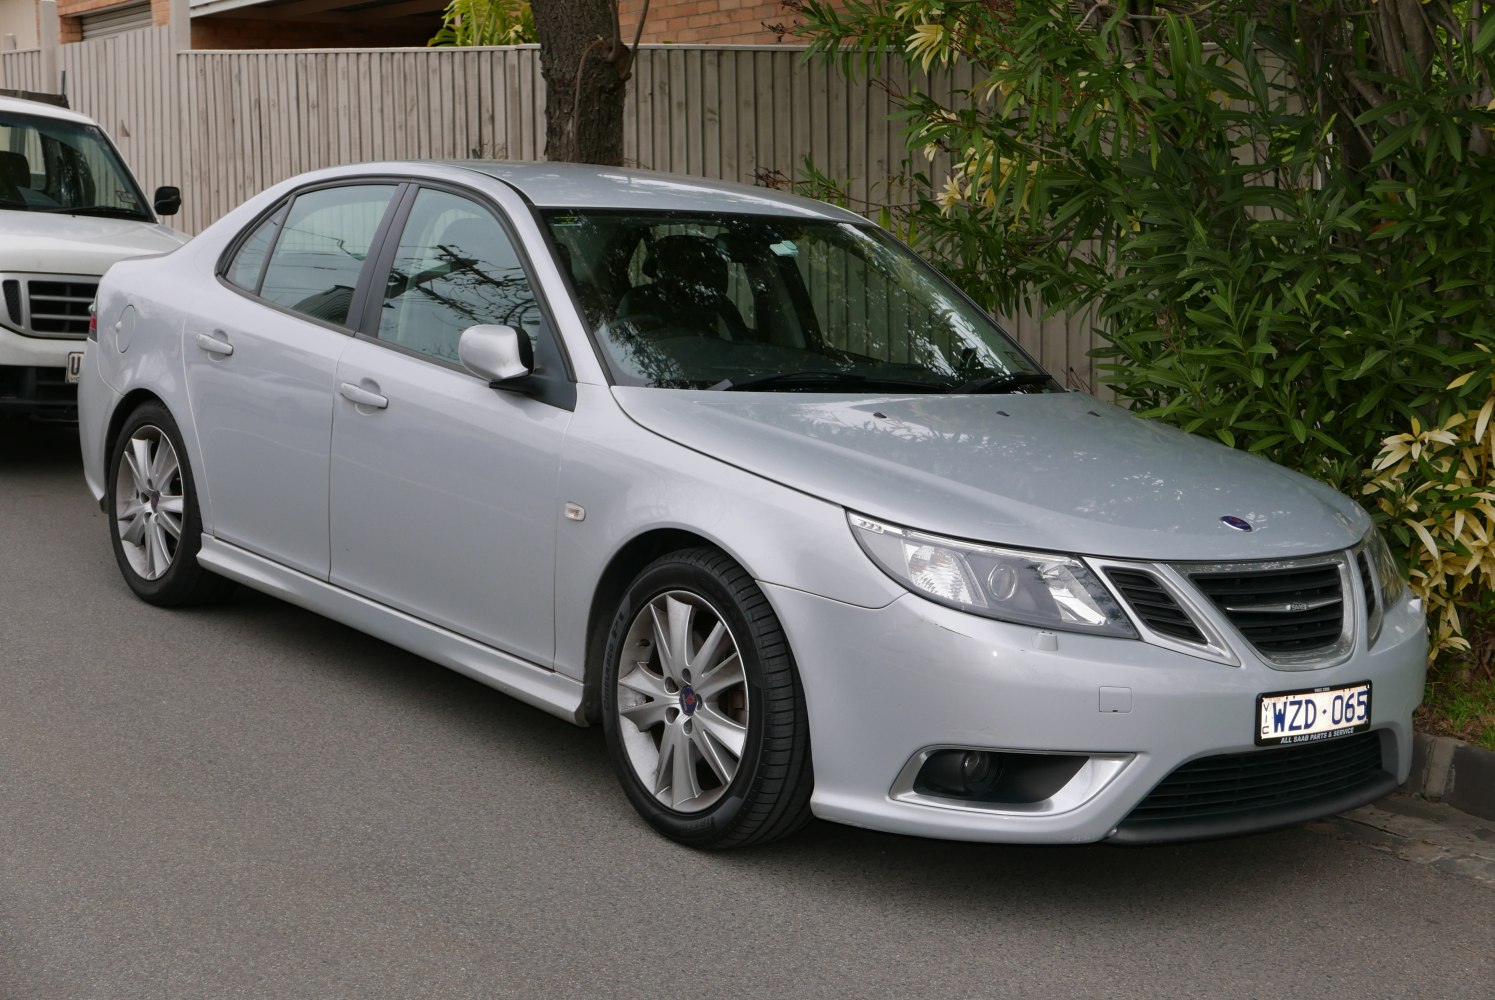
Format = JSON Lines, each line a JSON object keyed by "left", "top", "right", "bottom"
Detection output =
{"left": 1220, "top": 515, "right": 1254, "bottom": 532}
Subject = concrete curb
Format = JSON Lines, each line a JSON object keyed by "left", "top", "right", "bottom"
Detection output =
{"left": 1405, "top": 732, "right": 1495, "bottom": 822}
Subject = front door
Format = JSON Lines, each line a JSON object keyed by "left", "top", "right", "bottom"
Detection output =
{"left": 328, "top": 186, "right": 572, "bottom": 666}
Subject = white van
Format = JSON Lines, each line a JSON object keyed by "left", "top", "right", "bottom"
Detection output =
{"left": 0, "top": 95, "right": 187, "bottom": 420}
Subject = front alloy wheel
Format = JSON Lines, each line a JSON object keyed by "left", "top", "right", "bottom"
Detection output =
{"left": 602, "top": 548, "right": 813, "bottom": 848}
{"left": 615, "top": 589, "right": 750, "bottom": 813}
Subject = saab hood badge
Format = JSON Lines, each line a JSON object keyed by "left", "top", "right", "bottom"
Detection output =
{"left": 1220, "top": 515, "right": 1253, "bottom": 532}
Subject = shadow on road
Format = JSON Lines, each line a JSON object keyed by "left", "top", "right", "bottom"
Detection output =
{"left": 0, "top": 417, "right": 82, "bottom": 470}
{"left": 198, "top": 583, "right": 1315, "bottom": 918}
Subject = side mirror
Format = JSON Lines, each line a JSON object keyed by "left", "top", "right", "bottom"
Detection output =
{"left": 459, "top": 324, "right": 533, "bottom": 387}
{"left": 153, "top": 185, "right": 181, "bottom": 217}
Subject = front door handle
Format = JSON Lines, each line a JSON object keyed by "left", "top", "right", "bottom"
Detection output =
{"left": 194, "top": 332, "right": 234, "bottom": 356}
{"left": 339, "top": 381, "right": 389, "bottom": 410}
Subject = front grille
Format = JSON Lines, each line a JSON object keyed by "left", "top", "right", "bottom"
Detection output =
{"left": 1117, "top": 731, "right": 1388, "bottom": 835}
{"left": 2, "top": 279, "right": 20, "bottom": 325}
{"left": 1190, "top": 563, "right": 1344, "bottom": 655}
{"left": 1106, "top": 568, "right": 1206, "bottom": 644}
{"left": 26, "top": 280, "right": 96, "bottom": 336}
{"left": 0, "top": 276, "right": 98, "bottom": 338}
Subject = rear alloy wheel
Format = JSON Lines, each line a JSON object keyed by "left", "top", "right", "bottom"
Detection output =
{"left": 602, "top": 548, "right": 813, "bottom": 848}
{"left": 107, "top": 403, "right": 234, "bottom": 607}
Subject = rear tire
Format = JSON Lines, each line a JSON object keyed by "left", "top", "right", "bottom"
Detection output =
{"left": 106, "top": 402, "right": 235, "bottom": 607}
{"left": 601, "top": 548, "right": 813, "bottom": 848}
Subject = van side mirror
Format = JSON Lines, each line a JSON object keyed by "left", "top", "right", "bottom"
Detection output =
{"left": 459, "top": 324, "right": 534, "bottom": 388}
{"left": 153, "top": 186, "right": 181, "bottom": 217}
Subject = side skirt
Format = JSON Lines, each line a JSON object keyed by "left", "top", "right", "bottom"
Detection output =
{"left": 197, "top": 535, "right": 587, "bottom": 726}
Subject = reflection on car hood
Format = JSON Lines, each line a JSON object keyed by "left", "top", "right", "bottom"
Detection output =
{"left": 612, "top": 388, "right": 1370, "bottom": 561}
{"left": 0, "top": 210, "right": 188, "bottom": 275}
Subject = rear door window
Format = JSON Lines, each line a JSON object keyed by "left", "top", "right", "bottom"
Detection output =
{"left": 223, "top": 204, "right": 287, "bottom": 293}
{"left": 257, "top": 184, "right": 398, "bottom": 327}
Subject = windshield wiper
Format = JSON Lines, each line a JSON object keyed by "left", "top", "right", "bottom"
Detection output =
{"left": 710, "top": 370, "right": 940, "bottom": 392}
{"left": 948, "top": 371, "right": 1056, "bottom": 394}
{"left": 40, "top": 205, "right": 149, "bottom": 220}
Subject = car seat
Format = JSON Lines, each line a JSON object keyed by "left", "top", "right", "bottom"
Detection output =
{"left": 0, "top": 151, "right": 28, "bottom": 205}
{"left": 616, "top": 234, "right": 750, "bottom": 340}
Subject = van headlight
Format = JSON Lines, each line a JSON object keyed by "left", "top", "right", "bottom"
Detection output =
{"left": 849, "top": 513, "right": 1137, "bottom": 637}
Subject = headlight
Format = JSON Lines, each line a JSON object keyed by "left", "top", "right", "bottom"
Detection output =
{"left": 849, "top": 513, "right": 1137, "bottom": 638}
{"left": 1363, "top": 527, "right": 1407, "bottom": 646}
{"left": 1367, "top": 527, "right": 1406, "bottom": 604}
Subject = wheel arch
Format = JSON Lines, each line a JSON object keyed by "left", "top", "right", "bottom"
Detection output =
{"left": 100, "top": 388, "right": 170, "bottom": 507}
{"left": 580, "top": 527, "right": 735, "bottom": 725}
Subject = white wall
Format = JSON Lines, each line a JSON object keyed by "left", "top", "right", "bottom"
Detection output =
{"left": 0, "top": 0, "right": 38, "bottom": 51}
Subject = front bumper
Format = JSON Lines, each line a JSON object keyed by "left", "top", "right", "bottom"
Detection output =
{"left": 0, "top": 322, "right": 85, "bottom": 368}
{"left": 0, "top": 326, "right": 85, "bottom": 418}
{"left": 0, "top": 364, "right": 76, "bottom": 418}
{"left": 765, "top": 583, "right": 1426, "bottom": 844}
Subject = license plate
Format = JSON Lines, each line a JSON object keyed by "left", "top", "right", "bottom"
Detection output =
{"left": 65, "top": 351, "right": 84, "bottom": 384}
{"left": 1256, "top": 682, "right": 1371, "bottom": 746}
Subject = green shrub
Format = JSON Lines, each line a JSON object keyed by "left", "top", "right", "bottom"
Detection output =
{"left": 429, "top": 0, "right": 535, "bottom": 47}
{"left": 1365, "top": 368, "right": 1495, "bottom": 670}
{"left": 799, "top": 0, "right": 1495, "bottom": 495}
{"left": 800, "top": 2, "right": 1495, "bottom": 678}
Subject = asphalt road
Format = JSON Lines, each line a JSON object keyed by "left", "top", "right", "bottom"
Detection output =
{"left": 3, "top": 418, "right": 1493, "bottom": 1000}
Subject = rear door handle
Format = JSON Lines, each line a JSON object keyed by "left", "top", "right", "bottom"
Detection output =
{"left": 339, "top": 382, "right": 389, "bottom": 410}
{"left": 194, "top": 332, "right": 234, "bottom": 356}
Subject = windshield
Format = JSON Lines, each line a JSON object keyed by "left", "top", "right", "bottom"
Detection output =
{"left": 0, "top": 112, "right": 151, "bottom": 220}
{"left": 544, "top": 210, "right": 1054, "bottom": 394}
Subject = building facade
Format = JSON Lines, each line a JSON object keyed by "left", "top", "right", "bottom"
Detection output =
{"left": 26, "top": 0, "right": 804, "bottom": 51}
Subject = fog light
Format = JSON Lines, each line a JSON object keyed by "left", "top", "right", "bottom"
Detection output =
{"left": 920, "top": 749, "right": 1003, "bottom": 798}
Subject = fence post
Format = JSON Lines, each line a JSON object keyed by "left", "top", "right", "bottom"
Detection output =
{"left": 171, "top": 0, "right": 192, "bottom": 52}
{"left": 39, "top": 0, "right": 60, "bottom": 94}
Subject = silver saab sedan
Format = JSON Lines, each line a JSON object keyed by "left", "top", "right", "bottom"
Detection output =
{"left": 78, "top": 162, "right": 1427, "bottom": 847}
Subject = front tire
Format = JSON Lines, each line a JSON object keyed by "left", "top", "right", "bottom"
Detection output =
{"left": 106, "top": 402, "right": 234, "bottom": 607}
{"left": 601, "top": 548, "right": 813, "bottom": 848}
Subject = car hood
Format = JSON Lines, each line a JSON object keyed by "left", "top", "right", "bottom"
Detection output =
{"left": 0, "top": 210, "right": 188, "bottom": 275}
{"left": 612, "top": 388, "right": 1370, "bottom": 561}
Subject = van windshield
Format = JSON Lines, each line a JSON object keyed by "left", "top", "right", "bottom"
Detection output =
{"left": 545, "top": 209, "right": 1054, "bottom": 394}
{"left": 0, "top": 111, "right": 151, "bottom": 221}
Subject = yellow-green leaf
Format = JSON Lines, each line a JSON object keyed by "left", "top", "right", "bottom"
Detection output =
{"left": 1409, "top": 520, "right": 1441, "bottom": 562}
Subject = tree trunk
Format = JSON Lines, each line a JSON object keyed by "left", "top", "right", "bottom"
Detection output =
{"left": 532, "top": 0, "right": 630, "bottom": 164}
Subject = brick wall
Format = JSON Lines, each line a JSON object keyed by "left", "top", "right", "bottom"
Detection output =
{"left": 52, "top": 1, "right": 811, "bottom": 50}
{"left": 190, "top": 15, "right": 433, "bottom": 50}
{"left": 619, "top": 0, "right": 804, "bottom": 45}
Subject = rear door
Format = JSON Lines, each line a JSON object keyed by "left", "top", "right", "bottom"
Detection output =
{"left": 184, "top": 182, "right": 400, "bottom": 578}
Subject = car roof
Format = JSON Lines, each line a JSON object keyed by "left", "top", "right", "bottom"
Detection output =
{"left": 448, "top": 160, "right": 866, "bottom": 222}
{"left": 0, "top": 96, "right": 98, "bottom": 127}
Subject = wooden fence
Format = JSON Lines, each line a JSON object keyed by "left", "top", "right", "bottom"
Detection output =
{"left": 2, "top": 28, "right": 180, "bottom": 213}
{"left": 0, "top": 34, "right": 1100, "bottom": 388}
